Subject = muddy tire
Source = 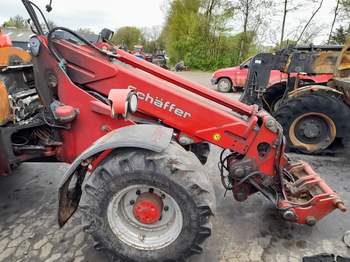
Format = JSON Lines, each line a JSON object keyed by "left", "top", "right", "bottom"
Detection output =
{"left": 262, "top": 83, "right": 286, "bottom": 112}
{"left": 274, "top": 92, "right": 350, "bottom": 154}
{"left": 217, "top": 78, "right": 233, "bottom": 92}
{"left": 80, "top": 142, "right": 216, "bottom": 262}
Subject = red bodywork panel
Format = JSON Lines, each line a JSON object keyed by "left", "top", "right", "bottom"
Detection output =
{"left": 0, "top": 33, "right": 12, "bottom": 48}
{"left": 47, "top": 39, "right": 264, "bottom": 158}
{"left": 34, "top": 35, "right": 344, "bottom": 225}
{"left": 35, "top": 37, "right": 133, "bottom": 162}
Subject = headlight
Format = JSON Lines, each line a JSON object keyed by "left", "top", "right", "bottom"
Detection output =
{"left": 128, "top": 93, "right": 138, "bottom": 113}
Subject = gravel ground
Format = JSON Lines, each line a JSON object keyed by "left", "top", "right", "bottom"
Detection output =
{"left": 0, "top": 71, "right": 349, "bottom": 262}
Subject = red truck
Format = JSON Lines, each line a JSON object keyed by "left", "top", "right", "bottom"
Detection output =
{"left": 211, "top": 57, "right": 333, "bottom": 93}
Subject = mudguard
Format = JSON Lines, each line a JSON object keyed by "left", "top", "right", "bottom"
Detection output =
{"left": 288, "top": 85, "right": 343, "bottom": 98}
{"left": 58, "top": 124, "right": 173, "bottom": 226}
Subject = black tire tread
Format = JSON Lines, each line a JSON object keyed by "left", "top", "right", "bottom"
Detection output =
{"left": 80, "top": 141, "right": 216, "bottom": 262}
{"left": 262, "top": 83, "right": 286, "bottom": 112}
{"left": 273, "top": 92, "right": 350, "bottom": 154}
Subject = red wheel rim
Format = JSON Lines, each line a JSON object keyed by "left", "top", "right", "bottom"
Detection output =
{"left": 133, "top": 192, "right": 163, "bottom": 225}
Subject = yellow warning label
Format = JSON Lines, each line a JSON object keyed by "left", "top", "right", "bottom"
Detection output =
{"left": 213, "top": 133, "right": 221, "bottom": 141}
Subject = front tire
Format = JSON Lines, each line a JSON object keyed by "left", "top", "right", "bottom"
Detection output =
{"left": 80, "top": 142, "right": 216, "bottom": 261}
{"left": 217, "top": 78, "right": 233, "bottom": 92}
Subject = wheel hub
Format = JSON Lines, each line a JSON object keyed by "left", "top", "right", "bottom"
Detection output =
{"left": 220, "top": 82, "right": 229, "bottom": 88}
{"left": 299, "top": 120, "right": 321, "bottom": 139}
{"left": 133, "top": 192, "right": 163, "bottom": 224}
{"left": 289, "top": 112, "right": 337, "bottom": 153}
{"left": 107, "top": 185, "right": 183, "bottom": 250}
{"left": 295, "top": 116, "right": 327, "bottom": 143}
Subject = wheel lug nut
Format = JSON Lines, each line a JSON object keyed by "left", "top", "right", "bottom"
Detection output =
{"left": 149, "top": 188, "right": 154, "bottom": 193}
{"left": 130, "top": 200, "right": 135, "bottom": 205}
{"left": 161, "top": 194, "right": 166, "bottom": 199}
{"left": 164, "top": 206, "right": 169, "bottom": 211}
{"left": 136, "top": 190, "right": 141, "bottom": 195}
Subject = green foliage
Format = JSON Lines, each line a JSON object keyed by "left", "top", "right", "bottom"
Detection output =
{"left": 235, "top": 31, "right": 258, "bottom": 63}
{"left": 163, "top": 0, "right": 257, "bottom": 71}
{"left": 2, "top": 15, "right": 27, "bottom": 29}
{"left": 77, "top": 28, "right": 95, "bottom": 34}
{"left": 142, "top": 38, "right": 166, "bottom": 54}
{"left": 141, "top": 26, "right": 166, "bottom": 53}
{"left": 274, "top": 39, "right": 297, "bottom": 50}
{"left": 329, "top": 25, "right": 350, "bottom": 44}
{"left": 112, "top": 27, "right": 143, "bottom": 50}
{"left": 341, "top": 0, "right": 350, "bottom": 16}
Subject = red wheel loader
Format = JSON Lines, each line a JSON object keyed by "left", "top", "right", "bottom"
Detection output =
{"left": 0, "top": 1, "right": 346, "bottom": 261}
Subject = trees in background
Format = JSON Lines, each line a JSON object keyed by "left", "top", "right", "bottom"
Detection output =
{"left": 277, "top": 1, "right": 303, "bottom": 47}
{"left": 2, "top": 15, "right": 57, "bottom": 33}
{"left": 112, "top": 27, "right": 143, "bottom": 50}
{"left": 329, "top": 25, "right": 350, "bottom": 44}
{"left": 77, "top": 28, "right": 95, "bottom": 34}
{"left": 3, "top": 1, "right": 350, "bottom": 71}
{"left": 162, "top": 0, "right": 274, "bottom": 70}
{"left": 328, "top": 0, "right": 341, "bottom": 44}
{"left": 109, "top": 26, "right": 165, "bottom": 53}
{"left": 280, "top": 0, "right": 288, "bottom": 46}
{"left": 295, "top": 0, "right": 324, "bottom": 44}
{"left": 274, "top": 0, "right": 350, "bottom": 48}
{"left": 274, "top": 0, "right": 326, "bottom": 48}
{"left": 328, "top": 0, "right": 350, "bottom": 44}
{"left": 340, "top": 0, "right": 350, "bottom": 16}
{"left": 234, "top": 0, "right": 272, "bottom": 63}
{"left": 2, "top": 15, "right": 28, "bottom": 29}
{"left": 141, "top": 26, "right": 166, "bottom": 53}
{"left": 163, "top": 0, "right": 206, "bottom": 67}
{"left": 163, "top": 0, "right": 253, "bottom": 70}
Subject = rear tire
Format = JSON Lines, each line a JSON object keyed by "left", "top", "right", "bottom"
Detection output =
{"left": 274, "top": 92, "right": 350, "bottom": 154}
{"left": 217, "top": 78, "right": 233, "bottom": 92}
{"left": 262, "top": 83, "right": 286, "bottom": 112}
{"left": 80, "top": 142, "right": 216, "bottom": 262}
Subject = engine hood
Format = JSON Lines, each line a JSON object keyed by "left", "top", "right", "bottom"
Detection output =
{"left": 213, "top": 66, "right": 240, "bottom": 76}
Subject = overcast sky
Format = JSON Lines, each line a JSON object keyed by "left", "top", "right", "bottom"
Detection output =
{"left": 264, "top": 0, "right": 343, "bottom": 45}
{"left": 0, "top": 0, "right": 166, "bottom": 32}
{"left": 0, "top": 0, "right": 346, "bottom": 45}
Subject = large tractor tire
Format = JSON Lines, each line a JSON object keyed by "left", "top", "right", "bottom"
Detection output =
{"left": 274, "top": 92, "right": 350, "bottom": 154}
{"left": 80, "top": 141, "right": 216, "bottom": 262}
